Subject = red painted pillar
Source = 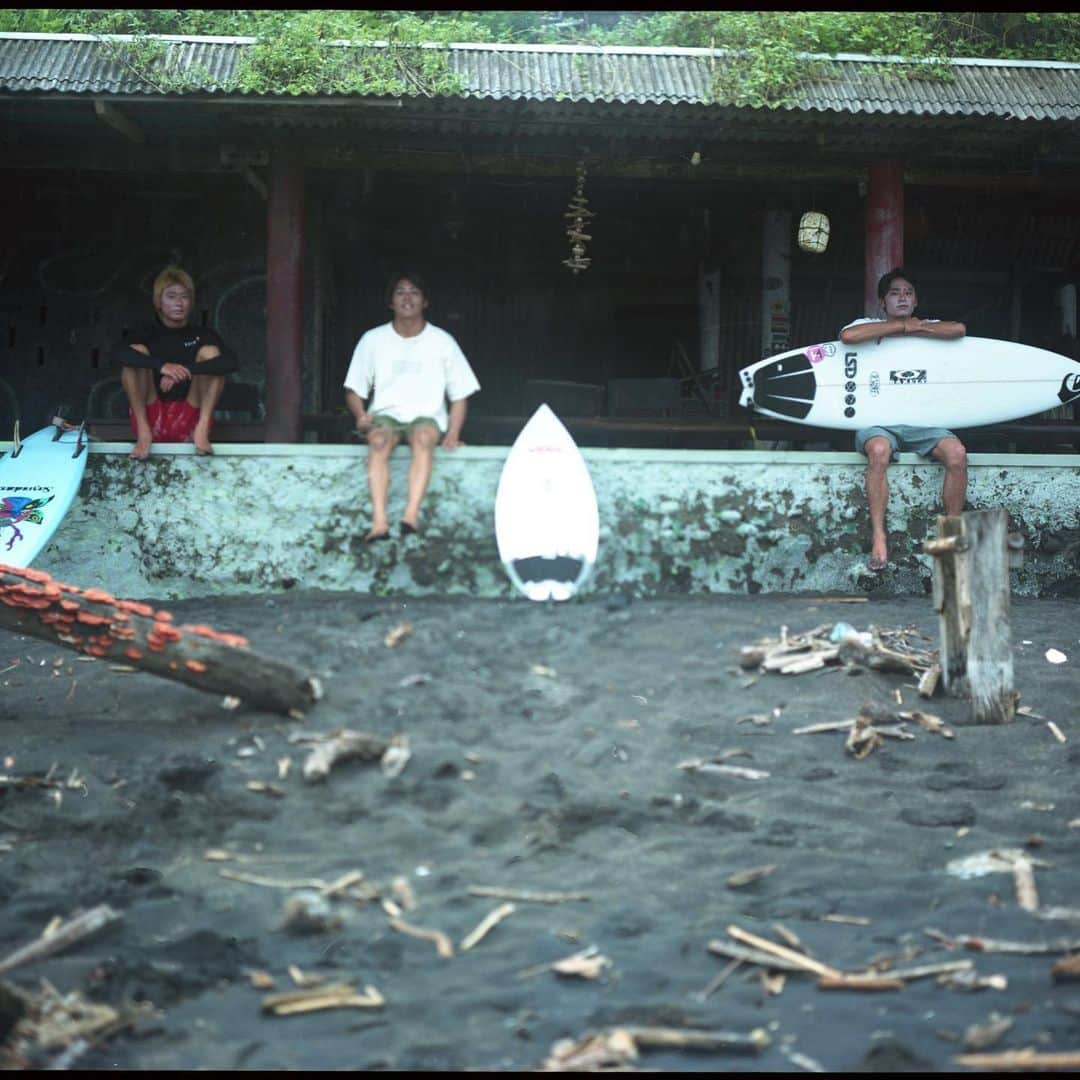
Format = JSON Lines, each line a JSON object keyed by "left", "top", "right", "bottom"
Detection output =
{"left": 265, "top": 144, "right": 304, "bottom": 442}
{"left": 864, "top": 160, "right": 904, "bottom": 317}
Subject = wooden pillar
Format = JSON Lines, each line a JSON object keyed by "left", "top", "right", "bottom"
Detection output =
{"left": 864, "top": 161, "right": 904, "bottom": 317}
{"left": 925, "top": 508, "right": 1015, "bottom": 724}
{"left": 265, "top": 144, "right": 305, "bottom": 443}
{"left": 761, "top": 210, "right": 791, "bottom": 358}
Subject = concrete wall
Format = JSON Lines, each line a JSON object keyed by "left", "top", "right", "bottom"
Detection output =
{"left": 21, "top": 442, "right": 1080, "bottom": 601}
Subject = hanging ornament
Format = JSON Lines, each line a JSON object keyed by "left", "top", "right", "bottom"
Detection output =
{"left": 797, "top": 210, "right": 830, "bottom": 254}
{"left": 562, "top": 160, "right": 595, "bottom": 274}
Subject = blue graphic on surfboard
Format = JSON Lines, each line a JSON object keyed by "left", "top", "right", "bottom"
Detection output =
{"left": 738, "top": 335, "right": 1080, "bottom": 430}
{"left": 0, "top": 422, "right": 88, "bottom": 567}
{"left": 495, "top": 404, "right": 599, "bottom": 601}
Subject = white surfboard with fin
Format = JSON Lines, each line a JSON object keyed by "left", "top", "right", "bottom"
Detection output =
{"left": 494, "top": 404, "right": 599, "bottom": 601}
{"left": 0, "top": 421, "right": 88, "bottom": 567}
{"left": 738, "top": 335, "right": 1080, "bottom": 430}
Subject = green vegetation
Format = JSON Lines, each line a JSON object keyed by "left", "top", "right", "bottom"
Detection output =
{"left": 2, "top": 10, "right": 1079, "bottom": 104}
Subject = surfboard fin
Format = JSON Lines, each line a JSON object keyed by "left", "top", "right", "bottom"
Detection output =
{"left": 11, "top": 419, "right": 21, "bottom": 458}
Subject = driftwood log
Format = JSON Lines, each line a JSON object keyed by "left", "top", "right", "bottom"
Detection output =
{"left": 924, "top": 508, "right": 1016, "bottom": 724}
{"left": 0, "top": 564, "right": 321, "bottom": 716}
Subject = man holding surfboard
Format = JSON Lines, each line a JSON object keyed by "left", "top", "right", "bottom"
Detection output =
{"left": 113, "top": 267, "right": 238, "bottom": 459}
{"left": 344, "top": 272, "right": 480, "bottom": 543}
{"left": 840, "top": 269, "right": 967, "bottom": 571}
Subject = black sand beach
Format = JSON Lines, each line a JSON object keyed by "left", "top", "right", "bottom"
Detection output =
{"left": 2, "top": 589, "right": 1080, "bottom": 1071}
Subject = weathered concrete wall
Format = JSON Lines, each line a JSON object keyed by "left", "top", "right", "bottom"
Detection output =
{"left": 23, "top": 442, "right": 1080, "bottom": 600}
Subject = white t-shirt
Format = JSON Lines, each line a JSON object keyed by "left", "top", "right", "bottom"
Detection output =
{"left": 343, "top": 321, "right": 480, "bottom": 432}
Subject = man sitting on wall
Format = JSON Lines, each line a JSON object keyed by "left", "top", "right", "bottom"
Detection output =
{"left": 840, "top": 268, "right": 967, "bottom": 571}
{"left": 344, "top": 271, "right": 480, "bottom": 542}
{"left": 112, "top": 267, "right": 238, "bottom": 459}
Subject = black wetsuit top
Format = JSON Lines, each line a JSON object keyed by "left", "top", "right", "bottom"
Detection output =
{"left": 112, "top": 321, "right": 238, "bottom": 402}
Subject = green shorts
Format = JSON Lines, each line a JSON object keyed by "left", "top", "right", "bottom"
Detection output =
{"left": 369, "top": 415, "right": 441, "bottom": 438}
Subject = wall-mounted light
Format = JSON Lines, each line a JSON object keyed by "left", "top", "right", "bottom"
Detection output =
{"left": 797, "top": 210, "right": 830, "bottom": 254}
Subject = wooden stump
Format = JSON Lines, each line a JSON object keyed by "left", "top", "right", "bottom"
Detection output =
{"left": 925, "top": 508, "right": 1015, "bottom": 724}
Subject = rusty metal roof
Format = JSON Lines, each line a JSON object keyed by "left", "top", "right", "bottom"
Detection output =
{"left": 2, "top": 32, "right": 1080, "bottom": 123}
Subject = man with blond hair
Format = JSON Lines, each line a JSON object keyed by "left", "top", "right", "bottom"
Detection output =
{"left": 112, "top": 267, "right": 238, "bottom": 459}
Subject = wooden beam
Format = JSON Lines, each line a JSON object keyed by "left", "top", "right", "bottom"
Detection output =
{"left": 92, "top": 99, "right": 144, "bottom": 144}
{"left": 264, "top": 144, "right": 305, "bottom": 443}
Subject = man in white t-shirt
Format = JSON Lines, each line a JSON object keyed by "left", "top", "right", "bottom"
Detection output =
{"left": 839, "top": 268, "right": 967, "bottom": 571}
{"left": 344, "top": 272, "right": 481, "bottom": 543}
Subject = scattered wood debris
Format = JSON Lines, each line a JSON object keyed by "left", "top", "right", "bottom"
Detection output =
{"left": 467, "top": 885, "right": 591, "bottom": 905}
{"left": 0, "top": 904, "right": 122, "bottom": 976}
{"left": 0, "top": 978, "right": 153, "bottom": 1066}
{"left": 540, "top": 1024, "right": 770, "bottom": 1070}
{"left": 792, "top": 701, "right": 952, "bottom": 759}
{"left": 518, "top": 945, "right": 612, "bottom": 981}
{"left": 953, "top": 1048, "right": 1080, "bottom": 1071}
{"left": 541, "top": 1027, "right": 638, "bottom": 1071}
{"left": 278, "top": 890, "right": 342, "bottom": 935}
{"left": 300, "top": 729, "right": 392, "bottom": 783}
{"left": 817, "top": 973, "right": 903, "bottom": 991}
{"left": 926, "top": 928, "right": 1080, "bottom": 955}
{"left": 962, "top": 1012, "right": 1014, "bottom": 1051}
{"left": 380, "top": 734, "right": 412, "bottom": 778}
{"left": 725, "top": 925, "right": 841, "bottom": 979}
{"left": 1012, "top": 855, "right": 1040, "bottom": 912}
{"left": 1051, "top": 953, "right": 1080, "bottom": 982}
{"left": 388, "top": 917, "right": 454, "bottom": 959}
{"left": 288, "top": 965, "right": 325, "bottom": 987}
{"left": 383, "top": 622, "right": 413, "bottom": 648}
{"left": 677, "top": 758, "right": 770, "bottom": 780}
{"left": 459, "top": 902, "right": 515, "bottom": 952}
{"left": 938, "top": 969, "right": 1008, "bottom": 992}
{"left": 726, "top": 865, "right": 777, "bottom": 889}
{"left": 261, "top": 982, "right": 384, "bottom": 1016}
{"left": 245, "top": 780, "right": 286, "bottom": 798}
{"left": 739, "top": 622, "right": 938, "bottom": 685}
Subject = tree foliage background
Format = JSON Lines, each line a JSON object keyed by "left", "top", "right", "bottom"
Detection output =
{"left": 2, "top": 10, "right": 1080, "bottom": 103}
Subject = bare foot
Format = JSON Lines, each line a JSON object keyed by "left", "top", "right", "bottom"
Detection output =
{"left": 868, "top": 538, "right": 888, "bottom": 571}
{"left": 130, "top": 434, "right": 152, "bottom": 460}
{"left": 193, "top": 424, "right": 213, "bottom": 456}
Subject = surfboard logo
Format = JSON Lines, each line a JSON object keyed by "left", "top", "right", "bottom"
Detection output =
{"left": 869, "top": 372, "right": 880, "bottom": 397}
{"left": 890, "top": 369, "right": 927, "bottom": 385}
{"left": 0, "top": 494, "right": 54, "bottom": 552}
{"left": 1058, "top": 372, "right": 1080, "bottom": 404}
{"left": 805, "top": 343, "right": 834, "bottom": 364}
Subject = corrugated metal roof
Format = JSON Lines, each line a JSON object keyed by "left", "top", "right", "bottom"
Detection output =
{"left": 2, "top": 33, "right": 1080, "bottom": 121}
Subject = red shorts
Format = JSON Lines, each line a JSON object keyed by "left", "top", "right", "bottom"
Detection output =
{"left": 130, "top": 399, "right": 205, "bottom": 443}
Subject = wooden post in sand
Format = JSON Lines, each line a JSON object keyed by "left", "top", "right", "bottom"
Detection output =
{"left": 0, "top": 564, "right": 321, "bottom": 716}
{"left": 923, "top": 508, "right": 1015, "bottom": 724}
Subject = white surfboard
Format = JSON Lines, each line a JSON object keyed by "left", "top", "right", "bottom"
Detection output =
{"left": 738, "top": 335, "right": 1080, "bottom": 430}
{"left": 494, "top": 404, "right": 599, "bottom": 602}
{"left": 0, "top": 422, "right": 88, "bottom": 567}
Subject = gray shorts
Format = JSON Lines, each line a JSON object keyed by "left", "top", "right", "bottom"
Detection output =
{"left": 855, "top": 425, "right": 958, "bottom": 461}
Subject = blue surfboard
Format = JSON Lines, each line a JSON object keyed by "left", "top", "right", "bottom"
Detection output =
{"left": 0, "top": 422, "right": 88, "bottom": 567}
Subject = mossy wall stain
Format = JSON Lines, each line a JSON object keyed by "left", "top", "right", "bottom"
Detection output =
{"left": 29, "top": 449, "right": 1080, "bottom": 600}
